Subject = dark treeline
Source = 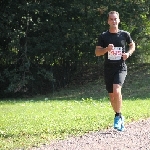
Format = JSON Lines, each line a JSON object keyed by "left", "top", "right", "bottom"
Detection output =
{"left": 0, "top": 0, "right": 149, "bottom": 97}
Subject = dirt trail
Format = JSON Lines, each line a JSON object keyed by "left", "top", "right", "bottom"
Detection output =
{"left": 32, "top": 118, "right": 150, "bottom": 150}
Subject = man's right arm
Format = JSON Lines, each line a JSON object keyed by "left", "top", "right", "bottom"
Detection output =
{"left": 95, "top": 46, "right": 108, "bottom": 56}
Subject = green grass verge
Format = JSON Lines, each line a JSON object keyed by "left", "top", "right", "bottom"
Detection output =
{"left": 0, "top": 63, "right": 150, "bottom": 149}
{"left": 1, "top": 98, "right": 150, "bottom": 149}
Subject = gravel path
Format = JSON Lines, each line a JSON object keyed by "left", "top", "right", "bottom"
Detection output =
{"left": 32, "top": 118, "right": 150, "bottom": 150}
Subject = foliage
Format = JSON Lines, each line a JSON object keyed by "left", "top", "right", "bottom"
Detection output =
{"left": 0, "top": 0, "right": 149, "bottom": 96}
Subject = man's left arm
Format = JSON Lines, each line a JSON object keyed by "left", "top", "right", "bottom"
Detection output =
{"left": 122, "top": 41, "right": 135, "bottom": 60}
{"left": 127, "top": 41, "right": 135, "bottom": 56}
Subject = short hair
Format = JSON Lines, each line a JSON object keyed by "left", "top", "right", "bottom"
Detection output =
{"left": 108, "top": 11, "right": 119, "bottom": 18}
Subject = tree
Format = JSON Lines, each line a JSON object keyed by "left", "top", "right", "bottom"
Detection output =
{"left": 0, "top": 0, "right": 149, "bottom": 97}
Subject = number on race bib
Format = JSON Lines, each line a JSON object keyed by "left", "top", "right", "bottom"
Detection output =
{"left": 108, "top": 47, "right": 122, "bottom": 60}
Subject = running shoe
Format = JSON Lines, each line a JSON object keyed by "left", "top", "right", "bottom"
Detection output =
{"left": 114, "top": 116, "right": 122, "bottom": 129}
{"left": 117, "top": 116, "right": 125, "bottom": 131}
{"left": 114, "top": 116, "right": 125, "bottom": 131}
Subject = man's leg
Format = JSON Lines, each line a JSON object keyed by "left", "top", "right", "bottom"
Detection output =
{"left": 109, "top": 93, "right": 115, "bottom": 111}
{"left": 109, "top": 84, "right": 125, "bottom": 131}
{"left": 109, "top": 84, "right": 122, "bottom": 113}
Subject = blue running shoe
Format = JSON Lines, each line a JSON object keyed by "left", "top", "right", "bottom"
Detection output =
{"left": 114, "top": 116, "right": 122, "bottom": 129}
{"left": 117, "top": 116, "right": 125, "bottom": 131}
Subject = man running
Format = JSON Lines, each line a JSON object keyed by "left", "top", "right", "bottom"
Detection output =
{"left": 95, "top": 11, "right": 135, "bottom": 131}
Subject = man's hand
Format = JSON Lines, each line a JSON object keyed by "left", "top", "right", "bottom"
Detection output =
{"left": 107, "top": 44, "right": 114, "bottom": 51}
{"left": 122, "top": 52, "right": 130, "bottom": 60}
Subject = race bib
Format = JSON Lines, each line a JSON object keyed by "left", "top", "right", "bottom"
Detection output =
{"left": 108, "top": 47, "right": 122, "bottom": 60}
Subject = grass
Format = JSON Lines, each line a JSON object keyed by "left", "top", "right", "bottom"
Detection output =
{"left": 0, "top": 63, "right": 150, "bottom": 150}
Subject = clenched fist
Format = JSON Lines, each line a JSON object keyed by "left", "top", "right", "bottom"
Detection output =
{"left": 107, "top": 44, "right": 114, "bottom": 51}
{"left": 122, "top": 52, "right": 130, "bottom": 60}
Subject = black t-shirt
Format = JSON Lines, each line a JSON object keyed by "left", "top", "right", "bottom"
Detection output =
{"left": 97, "top": 30, "right": 133, "bottom": 63}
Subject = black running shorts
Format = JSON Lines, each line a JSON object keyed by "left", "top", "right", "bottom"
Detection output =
{"left": 104, "top": 62, "right": 127, "bottom": 93}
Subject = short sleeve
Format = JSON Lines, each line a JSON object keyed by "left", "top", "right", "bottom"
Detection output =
{"left": 97, "top": 34, "right": 104, "bottom": 47}
{"left": 126, "top": 32, "right": 133, "bottom": 44}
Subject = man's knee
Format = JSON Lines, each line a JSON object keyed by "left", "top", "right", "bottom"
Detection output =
{"left": 113, "top": 84, "right": 121, "bottom": 95}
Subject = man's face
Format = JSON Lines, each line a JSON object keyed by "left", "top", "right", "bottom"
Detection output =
{"left": 108, "top": 13, "right": 120, "bottom": 28}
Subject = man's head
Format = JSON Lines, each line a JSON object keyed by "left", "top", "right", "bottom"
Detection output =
{"left": 108, "top": 11, "right": 120, "bottom": 28}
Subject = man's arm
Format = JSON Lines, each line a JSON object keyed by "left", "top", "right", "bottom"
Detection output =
{"left": 95, "top": 44, "right": 114, "bottom": 56}
{"left": 122, "top": 41, "right": 135, "bottom": 60}
{"left": 127, "top": 41, "right": 135, "bottom": 56}
{"left": 95, "top": 46, "right": 108, "bottom": 56}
